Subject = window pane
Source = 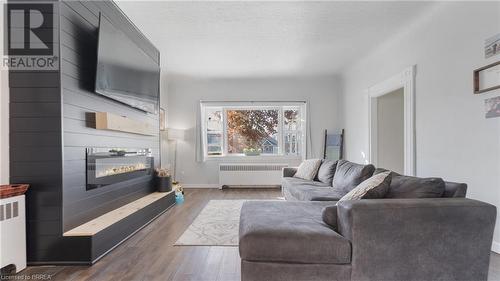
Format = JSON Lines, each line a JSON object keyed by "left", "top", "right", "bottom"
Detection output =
{"left": 205, "top": 108, "right": 223, "bottom": 156}
{"left": 226, "top": 109, "right": 279, "bottom": 154}
{"left": 284, "top": 107, "right": 302, "bottom": 156}
{"left": 284, "top": 132, "right": 301, "bottom": 155}
{"left": 206, "top": 109, "right": 222, "bottom": 132}
{"left": 207, "top": 145, "right": 222, "bottom": 155}
{"left": 207, "top": 133, "right": 222, "bottom": 155}
{"left": 207, "top": 133, "right": 222, "bottom": 145}
{"left": 284, "top": 108, "right": 300, "bottom": 130}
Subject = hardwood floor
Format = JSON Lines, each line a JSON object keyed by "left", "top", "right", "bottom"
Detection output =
{"left": 9, "top": 188, "right": 500, "bottom": 281}
{"left": 11, "top": 188, "right": 282, "bottom": 281}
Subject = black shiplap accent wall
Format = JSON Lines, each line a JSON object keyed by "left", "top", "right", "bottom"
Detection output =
{"left": 10, "top": 0, "right": 161, "bottom": 263}
{"left": 60, "top": 0, "right": 160, "bottom": 232}
{"left": 10, "top": 69, "right": 63, "bottom": 263}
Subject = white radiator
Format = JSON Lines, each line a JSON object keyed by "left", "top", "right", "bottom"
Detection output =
{"left": 219, "top": 163, "right": 288, "bottom": 188}
{"left": 0, "top": 195, "right": 26, "bottom": 273}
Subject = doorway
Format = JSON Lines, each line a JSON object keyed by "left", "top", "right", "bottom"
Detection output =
{"left": 368, "top": 66, "right": 416, "bottom": 176}
{"left": 375, "top": 88, "right": 404, "bottom": 174}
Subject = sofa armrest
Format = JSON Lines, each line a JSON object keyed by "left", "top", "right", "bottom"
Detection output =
{"left": 282, "top": 167, "right": 297, "bottom": 178}
{"left": 337, "top": 198, "right": 496, "bottom": 281}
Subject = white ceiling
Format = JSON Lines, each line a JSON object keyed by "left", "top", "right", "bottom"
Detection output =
{"left": 116, "top": 1, "right": 435, "bottom": 78}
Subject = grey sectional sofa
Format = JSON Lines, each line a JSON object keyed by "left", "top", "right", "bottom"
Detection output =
{"left": 239, "top": 160, "right": 496, "bottom": 281}
{"left": 282, "top": 160, "right": 467, "bottom": 201}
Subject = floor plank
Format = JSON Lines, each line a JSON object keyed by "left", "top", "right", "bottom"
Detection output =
{"left": 7, "top": 188, "right": 500, "bottom": 281}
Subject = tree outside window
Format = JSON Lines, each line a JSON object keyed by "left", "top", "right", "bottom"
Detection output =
{"left": 227, "top": 110, "right": 279, "bottom": 154}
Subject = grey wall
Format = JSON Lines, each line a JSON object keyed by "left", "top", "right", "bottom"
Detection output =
{"left": 59, "top": 1, "right": 160, "bottom": 231}
{"left": 0, "top": 29, "right": 8, "bottom": 185}
{"left": 376, "top": 88, "right": 404, "bottom": 174}
{"left": 1, "top": 2, "right": 8, "bottom": 185}
{"left": 339, "top": 2, "right": 500, "bottom": 250}
{"left": 166, "top": 74, "right": 341, "bottom": 186}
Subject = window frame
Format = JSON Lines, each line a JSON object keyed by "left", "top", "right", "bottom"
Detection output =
{"left": 201, "top": 101, "right": 307, "bottom": 161}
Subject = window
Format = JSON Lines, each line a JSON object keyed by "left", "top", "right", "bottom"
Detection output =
{"left": 206, "top": 108, "right": 223, "bottom": 156}
{"left": 201, "top": 102, "right": 306, "bottom": 159}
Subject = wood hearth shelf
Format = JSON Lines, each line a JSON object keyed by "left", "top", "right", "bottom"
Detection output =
{"left": 64, "top": 191, "right": 174, "bottom": 237}
{"left": 58, "top": 191, "right": 175, "bottom": 264}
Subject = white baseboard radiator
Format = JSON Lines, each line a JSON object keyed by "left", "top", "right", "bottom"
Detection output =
{"left": 219, "top": 163, "right": 288, "bottom": 188}
{"left": 1, "top": 195, "right": 27, "bottom": 273}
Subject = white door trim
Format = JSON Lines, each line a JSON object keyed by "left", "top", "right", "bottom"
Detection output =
{"left": 367, "top": 65, "right": 416, "bottom": 176}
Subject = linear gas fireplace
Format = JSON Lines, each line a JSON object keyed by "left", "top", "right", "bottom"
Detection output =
{"left": 86, "top": 148, "right": 154, "bottom": 190}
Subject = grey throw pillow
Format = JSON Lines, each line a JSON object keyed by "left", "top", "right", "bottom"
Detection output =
{"left": 315, "top": 160, "right": 337, "bottom": 185}
{"left": 374, "top": 167, "right": 392, "bottom": 175}
{"left": 386, "top": 174, "right": 445, "bottom": 198}
{"left": 338, "top": 171, "right": 391, "bottom": 201}
{"left": 321, "top": 205, "right": 337, "bottom": 230}
{"left": 294, "top": 159, "right": 322, "bottom": 181}
{"left": 375, "top": 168, "right": 446, "bottom": 198}
{"left": 332, "top": 160, "right": 375, "bottom": 195}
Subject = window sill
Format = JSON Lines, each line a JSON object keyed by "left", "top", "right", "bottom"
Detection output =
{"left": 203, "top": 155, "right": 304, "bottom": 162}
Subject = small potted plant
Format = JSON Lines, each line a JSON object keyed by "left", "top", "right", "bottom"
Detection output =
{"left": 155, "top": 168, "right": 172, "bottom": 192}
{"left": 243, "top": 147, "right": 262, "bottom": 156}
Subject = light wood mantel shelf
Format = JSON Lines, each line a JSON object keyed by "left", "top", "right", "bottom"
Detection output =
{"left": 93, "top": 112, "right": 157, "bottom": 136}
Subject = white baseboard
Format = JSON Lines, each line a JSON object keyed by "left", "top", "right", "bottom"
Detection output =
{"left": 182, "top": 184, "right": 220, "bottom": 189}
{"left": 492, "top": 240, "right": 500, "bottom": 254}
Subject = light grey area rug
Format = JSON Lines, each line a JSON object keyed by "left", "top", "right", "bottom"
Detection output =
{"left": 174, "top": 200, "right": 245, "bottom": 246}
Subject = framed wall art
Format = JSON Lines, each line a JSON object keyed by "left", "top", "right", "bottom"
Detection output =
{"left": 474, "top": 61, "right": 500, "bottom": 94}
{"left": 485, "top": 33, "right": 500, "bottom": 59}
{"left": 485, "top": 96, "right": 500, "bottom": 119}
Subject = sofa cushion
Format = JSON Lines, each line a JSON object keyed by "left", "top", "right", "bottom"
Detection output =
{"left": 315, "top": 160, "right": 337, "bottom": 185}
{"left": 443, "top": 181, "right": 467, "bottom": 198}
{"left": 282, "top": 177, "right": 331, "bottom": 188}
{"left": 322, "top": 205, "right": 337, "bottom": 230}
{"left": 332, "top": 160, "right": 375, "bottom": 195}
{"left": 338, "top": 171, "right": 391, "bottom": 201}
{"left": 386, "top": 174, "right": 445, "bottom": 198}
{"left": 375, "top": 168, "right": 457, "bottom": 199}
{"left": 294, "top": 159, "right": 322, "bottom": 180}
{"left": 285, "top": 185, "right": 345, "bottom": 201}
{"left": 239, "top": 201, "right": 351, "bottom": 264}
{"left": 282, "top": 178, "right": 343, "bottom": 201}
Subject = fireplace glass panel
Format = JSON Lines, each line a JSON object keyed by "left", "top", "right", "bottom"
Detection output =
{"left": 86, "top": 148, "right": 154, "bottom": 190}
{"left": 95, "top": 156, "right": 149, "bottom": 178}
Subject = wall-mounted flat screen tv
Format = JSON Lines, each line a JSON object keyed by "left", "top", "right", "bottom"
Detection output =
{"left": 95, "top": 13, "right": 160, "bottom": 114}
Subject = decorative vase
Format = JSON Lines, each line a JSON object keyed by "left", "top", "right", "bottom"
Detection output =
{"left": 156, "top": 176, "right": 172, "bottom": 192}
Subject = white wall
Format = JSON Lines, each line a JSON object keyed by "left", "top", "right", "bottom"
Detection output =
{"left": 340, "top": 2, "right": 500, "bottom": 249}
{"left": 0, "top": 1, "right": 9, "bottom": 185}
{"left": 377, "top": 88, "right": 404, "bottom": 174}
{"left": 167, "top": 74, "right": 341, "bottom": 186}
